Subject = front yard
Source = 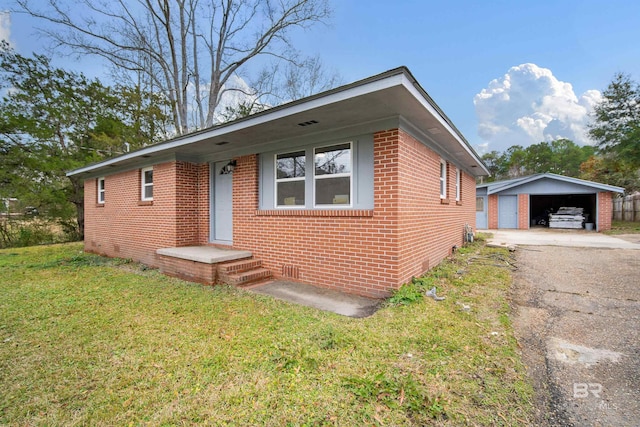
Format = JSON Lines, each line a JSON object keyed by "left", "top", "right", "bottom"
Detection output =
{"left": 0, "top": 241, "right": 534, "bottom": 425}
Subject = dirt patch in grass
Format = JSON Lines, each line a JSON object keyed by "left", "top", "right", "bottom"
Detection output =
{"left": 0, "top": 241, "right": 534, "bottom": 425}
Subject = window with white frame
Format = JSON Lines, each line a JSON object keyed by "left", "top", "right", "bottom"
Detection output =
{"left": 263, "top": 138, "right": 373, "bottom": 211}
{"left": 455, "top": 168, "right": 461, "bottom": 201}
{"left": 314, "top": 143, "right": 352, "bottom": 206}
{"left": 439, "top": 159, "right": 447, "bottom": 199}
{"left": 97, "top": 177, "right": 105, "bottom": 204}
{"left": 276, "top": 151, "right": 306, "bottom": 206}
{"left": 141, "top": 167, "right": 153, "bottom": 201}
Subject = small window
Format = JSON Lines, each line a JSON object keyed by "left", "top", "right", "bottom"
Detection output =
{"left": 314, "top": 143, "right": 352, "bottom": 206}
{"left": 439, "top": 159, "right": 447, "bottom": 199}
{"left": 455, "top": 168, "right": 461, "bottom": 201}
{"left": 476, "top": 197, "right": 484, "bottom": 212}
{"left": 141, "top": 167, "right": 153, "bottom": 201}
{"left": 276, "top": 151, "right": 306, "bottom": 207}
{"left": 97, "top": 177, "right": 105, "bottom": 204}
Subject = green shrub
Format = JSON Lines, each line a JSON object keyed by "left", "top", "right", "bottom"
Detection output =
{"left": 0, "top": 219, "right": 73, "bottom": 249}
{"left": 388, "top": 282, "right": 423, "bottom": 306}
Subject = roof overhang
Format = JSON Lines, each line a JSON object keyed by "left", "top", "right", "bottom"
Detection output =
{"left": 67, "top": 67, "right": 489, "bottom": 178}
{"left": 482, "top": 173, "right": 625, "bottom": 195}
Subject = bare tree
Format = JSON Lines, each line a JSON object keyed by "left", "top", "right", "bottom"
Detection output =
{"left": 282, "top": 54, "right": 342, "bottom": 101}
{"left": 15, "top": 0, "right": 331, "bottom": 134}
{"left": 219, "top": 55, "right": 342, "bottom": 121}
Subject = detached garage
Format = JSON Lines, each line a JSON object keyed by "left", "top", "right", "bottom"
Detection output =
{"left": 476, "top": 173, "right": 624, "bottom": 231}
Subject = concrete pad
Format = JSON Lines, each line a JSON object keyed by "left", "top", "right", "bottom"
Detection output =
{"left": 249, "top": 280, "right": 382, "bottom": 318}
{"left": 479, "top": 229, "right": 640, "bottom": 250}
{"left": 156, "top": 246, "right": 252, "bottom": 264}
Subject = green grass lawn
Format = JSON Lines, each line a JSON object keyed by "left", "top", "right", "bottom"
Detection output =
{"left": 604, "top": 220, "right": 640, "bottom": 235}
{"left": 0, "top": 241, "right": 534, "bottom": 426}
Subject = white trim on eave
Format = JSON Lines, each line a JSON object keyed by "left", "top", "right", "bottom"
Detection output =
{"left": 67, "top": 73, "right": 406, "bottom": 177}
{"left": 400, "top": 74, "right": 489, "bottom": 175}
{"left": 485, "top": 173, "right": 624, "bottom": 195}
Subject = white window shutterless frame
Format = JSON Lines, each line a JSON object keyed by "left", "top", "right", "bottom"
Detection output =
{"left": 313, "top": 142, "right": 352, "bottom": 207}
{"left": 259, "top": 136, "right": 374, "bottom": 210}
{"left": 141, "top": 167, "right": 153, "bottom": 201}
{"left": 439, "top": 159, "right": 447, "bottom": 199}
{"left": 275, "top": 150, "right": 306, "bottom": 207}
{"left": 97, "top": 177, "right": 105, "bottom": 203}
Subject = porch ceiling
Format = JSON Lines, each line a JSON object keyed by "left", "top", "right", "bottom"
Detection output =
{"left": 68, "top": 67, "right": 488, "bottom": 178}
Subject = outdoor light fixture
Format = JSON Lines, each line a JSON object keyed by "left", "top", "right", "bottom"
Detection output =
{"left": 220, "top": 160, "right": 237, "bottom": 175}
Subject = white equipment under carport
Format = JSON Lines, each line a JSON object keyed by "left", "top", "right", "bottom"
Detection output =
{"left": 549, "top": 207, "right": 585, "bottom": 229}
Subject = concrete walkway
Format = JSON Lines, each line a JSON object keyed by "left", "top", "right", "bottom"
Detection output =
{"left": 479, "top": 229, "right": 640, "bottom": 250}
{"left": 248, "top": 280, "right": 382, "bottom": 318}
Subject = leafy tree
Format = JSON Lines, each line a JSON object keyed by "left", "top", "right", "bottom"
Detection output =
{"left": 0, "top": 44, "right": 168, "bottom": 238}
{"left": 481, "top": 139, "right": 595, "bottom": 182}
{"left": 16, "top": 0, "right": 332, "bottom": 134}
{"left": 480, "top": 150, "right": 503, "bottom": 178}
{"left": 503, "top": 145, "right": 527, "bottom": 178}
{"left": 580, "top": 155, "right": 640, "bottom": 193}
{"left": 589, "top": 73, "right": 640, "bottom": 165}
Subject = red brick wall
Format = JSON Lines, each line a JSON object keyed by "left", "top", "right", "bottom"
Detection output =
{"left": 85, "top": 130, "right": 478, "bottom": 298}
{"left": 84, "top": 161, "right": 208, "bottom": 266}
{"left": 488, "top": 194, "right": 499, "bottom": 229}
{"left": 518, "top": 194, "right": 529, "bottom": 229}
{"left": 231, "top": 131, "right": 401, "bottom": 297}
{"left": 175, "top": 162, "right": 210, "bottom": 245}
{"left": 231, "top": 128, "right": 476, "bottom": 298}
{"left": 395, "top": 130, "right": 475, "bottom": 287}
{"left": 597, "top": 191, "right": 613, "bottom": 231}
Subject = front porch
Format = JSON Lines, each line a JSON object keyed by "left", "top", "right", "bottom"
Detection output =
{"left": 156, "top": 246, "right": 272, "bottom": 286}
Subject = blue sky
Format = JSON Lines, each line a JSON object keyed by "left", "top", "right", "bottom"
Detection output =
{"left": 3, "top": 0, "right": 640, "bottom": 154}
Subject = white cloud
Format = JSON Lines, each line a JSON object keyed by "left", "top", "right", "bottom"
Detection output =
{"left": 474, "top": 63, "right": 601, "bottom": 153}
{"left": 0, "top": 11, "right": 10, "bottom": 45}
{"left": 183, "top": 74, "right": 260, "bottom": 128}
{"left": 213, "top": 74, "right": 260, "bottom": 122}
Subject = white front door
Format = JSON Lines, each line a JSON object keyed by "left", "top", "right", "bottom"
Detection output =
{"left": 212, "top": 161, "right": 233, "bottom": 243}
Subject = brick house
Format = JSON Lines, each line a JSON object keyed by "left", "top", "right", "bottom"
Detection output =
{"left": 68, "top": 67, "right": 488, "bottom": 298}
{"left": 476, "top": 173, "right": 624, "bottom": 231}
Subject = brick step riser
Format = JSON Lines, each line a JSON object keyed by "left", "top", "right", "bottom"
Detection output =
{"left": 219, "top": 268, "right": 272, "bottom": 287}
{"left": 218, "top": 259, "right": 263, "bottom": 275}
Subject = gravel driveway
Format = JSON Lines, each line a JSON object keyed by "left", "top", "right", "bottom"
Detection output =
{"left": 497, "top": 231, "right": 640, "bottom": 426}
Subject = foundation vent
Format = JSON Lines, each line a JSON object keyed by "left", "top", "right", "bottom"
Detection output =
{"left": 282, "top": 265, "right": 300, "bottom": 279}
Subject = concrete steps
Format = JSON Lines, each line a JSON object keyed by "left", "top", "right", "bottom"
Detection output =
{"left": 217, "top": 258, "right": 272, "bottom": 287}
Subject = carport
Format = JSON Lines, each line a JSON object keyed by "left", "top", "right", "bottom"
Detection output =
{"left": 476, "top": 173, "right": 624, "bottom": 231}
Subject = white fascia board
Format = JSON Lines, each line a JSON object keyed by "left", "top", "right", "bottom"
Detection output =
{"left": 399, "top": 74, "right": 489, "bottom": 175}
{"left": 542, "top": 173, "right": 624, "bottom": 193}
{"left": 487, "top": 173, "right": 625, "bottom": 195}
{"left": 67, "top": 73, "right": 406, "bottom": 177}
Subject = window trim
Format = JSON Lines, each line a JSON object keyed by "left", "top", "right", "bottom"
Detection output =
{"left": 455, "top": 168, "right": 461, "bottom": 202}
{"left": 273, "top": 141, "right": 355, "bottom": 209}
{"left": 439, "top": 159, "right": 447, "bottom": 199}
{"left": 97, "top": 177, "right": 105, "bottom": 204}
{"left": 141, "top": 166, "right": 154, "bottom": 201}
{"left": 274, "top": 151, "right": 306, "bottom": 209}
{"left": 313, "top": 141, "right": 353, "bottom": 208}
